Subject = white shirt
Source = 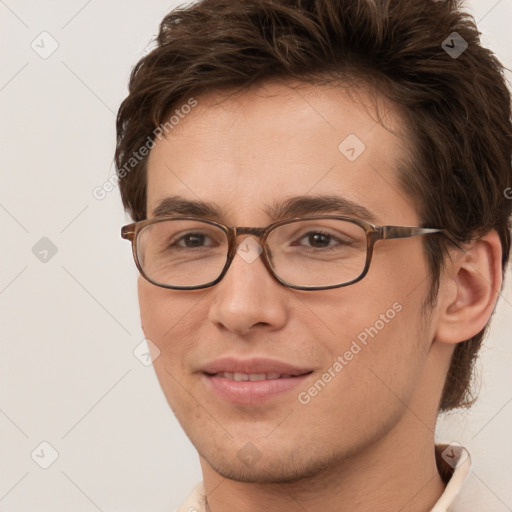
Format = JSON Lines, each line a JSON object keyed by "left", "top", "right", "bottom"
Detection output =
{"left": 176, "top": 445, "right": 473, "bottom": 512}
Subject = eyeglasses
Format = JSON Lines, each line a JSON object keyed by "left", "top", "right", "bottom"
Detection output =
{"left": 121, "top": 215, "right": 452, "bottom": 291}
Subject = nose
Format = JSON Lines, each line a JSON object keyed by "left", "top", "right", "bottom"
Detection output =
{"left": 207, "top": 236, "right": 289, "bottom": 336}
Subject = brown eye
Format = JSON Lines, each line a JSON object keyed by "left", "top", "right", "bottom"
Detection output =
{"left": 172, "top": 232, "right": 214, "bottom": 248}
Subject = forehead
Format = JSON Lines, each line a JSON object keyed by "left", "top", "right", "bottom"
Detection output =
{"left": 145, "top": 81, "right": 418, "bottom": 225}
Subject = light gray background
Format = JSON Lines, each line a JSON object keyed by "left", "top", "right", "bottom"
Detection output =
{"left": 0, "top": 1, "right": 511, "bottom": 510}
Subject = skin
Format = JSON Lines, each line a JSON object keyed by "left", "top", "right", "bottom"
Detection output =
{"left": 138, "top": 81, "right": 502, "bottom": 511}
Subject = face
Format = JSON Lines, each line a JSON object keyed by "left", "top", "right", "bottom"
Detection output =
{"left": 139, "top": 81, "right": 440, "bottom": 483}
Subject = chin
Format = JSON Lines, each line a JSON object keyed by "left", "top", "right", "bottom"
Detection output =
{"left": 199, "top": 442, "right": 342, "bottom": 484}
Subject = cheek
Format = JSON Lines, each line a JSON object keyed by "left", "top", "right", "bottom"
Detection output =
{"left": 299, "top": 297, "right": 429, "bottom": 444}
{"left": 138, "top": 277, "right": 165, "bottom": 340}
{"left": 137, "top": 278, "right": 200, "bottom": 411}
{"left": 137, "top": 277, "right": 215, "bottom": 372}
{"left": 307, "top": 247, "right": 431, "bottom": 411}
{"left": 138, "top": 276, "right": 198, "bottom": 337}
{"left": 138, "top": 278, "right": 194, "bottom": 369}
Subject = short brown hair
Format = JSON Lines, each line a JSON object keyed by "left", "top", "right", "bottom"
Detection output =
{"left": 115, "top": 0, "right": 512, "bottom": 411}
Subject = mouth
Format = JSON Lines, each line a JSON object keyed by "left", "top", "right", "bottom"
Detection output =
{"left": 207, "top": 371, "right": 310, "bottom": 381}
{"left": 200, "top": 358, "right": 314, "bottom": 404}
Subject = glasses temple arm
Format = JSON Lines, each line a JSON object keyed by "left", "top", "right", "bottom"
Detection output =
{"left": 121, "top": 224, "right": 136, "bottom": 241}
{"left": 381, "top": 226, "right": 465, "bottom": 251}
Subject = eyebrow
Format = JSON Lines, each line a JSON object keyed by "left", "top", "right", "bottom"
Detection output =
{"left": 151, "top": 194, "right": 377, "bottom": 223}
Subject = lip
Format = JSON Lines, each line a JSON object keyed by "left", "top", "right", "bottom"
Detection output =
{"left": 201, "top": 357, "right": 312, "bottom": 376}
{"left": 200, "top": 357, "right": 313, "bottom": 405}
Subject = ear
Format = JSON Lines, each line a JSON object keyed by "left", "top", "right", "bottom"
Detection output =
{"left": 435, "top": 230, "right": 503, "bottom": 344}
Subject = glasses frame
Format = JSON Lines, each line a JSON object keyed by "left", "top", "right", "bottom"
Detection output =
{"left": 121, "top": 215, "right": 455, "bottom": 291}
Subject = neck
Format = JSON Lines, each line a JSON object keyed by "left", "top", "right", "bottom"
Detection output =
{"left": 201, "top": 414, "right": 445, "bottom": 512}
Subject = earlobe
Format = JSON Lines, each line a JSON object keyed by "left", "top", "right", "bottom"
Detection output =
{"left": 435, "top": 230, "right": 502, "bottom": 345}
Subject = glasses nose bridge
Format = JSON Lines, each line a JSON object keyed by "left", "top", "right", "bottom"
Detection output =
{"left": 228, "top": 226, "right": 269, "bottom": 262}
{"left": 233, "top": 226, "right": 267, "bottom": 241}
{"left": 223, "top": 225, "right": 271, "bottom": 280}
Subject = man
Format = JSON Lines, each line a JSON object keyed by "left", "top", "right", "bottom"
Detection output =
{"left": 115, "top": 0, "right": 511, "bottom": 510}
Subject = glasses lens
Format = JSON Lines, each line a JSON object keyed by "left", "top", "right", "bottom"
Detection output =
{"left": 136, "top": 219, "right": 228, "bottom": 287}
{"left": 267, "top": 219, "right": 368, "bottom": 287}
